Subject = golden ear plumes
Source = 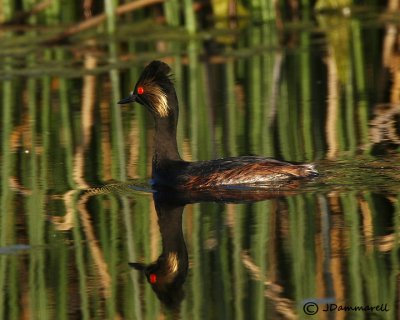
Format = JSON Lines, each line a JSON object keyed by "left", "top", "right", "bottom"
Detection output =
{"left": 167, "top": 252, "right": 178, "bottom": 274}
{"left": 140, "top": 80, "right": 169, "bottom": 117}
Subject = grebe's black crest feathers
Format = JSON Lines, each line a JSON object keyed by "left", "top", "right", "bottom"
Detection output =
{"left": 137, "top": 60, "right": 173, "bottom": 91}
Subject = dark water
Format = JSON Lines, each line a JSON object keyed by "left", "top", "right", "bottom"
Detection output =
{"left": 1, "top": 13, "right": 399, "bottom": 320}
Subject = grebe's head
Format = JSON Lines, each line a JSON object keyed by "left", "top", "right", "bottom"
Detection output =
{"left": 129, "top": 252, "right": 185, "bottom": 309}
{"left": 118, "top": 60, "right": 175, "bottom": 118}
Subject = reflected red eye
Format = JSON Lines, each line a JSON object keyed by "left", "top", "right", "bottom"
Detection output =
{"left": 137, "top": 86, "right": 144, "bottom": 95}
{"left": 149, "top": 273, "right": 157, "bottom": 284}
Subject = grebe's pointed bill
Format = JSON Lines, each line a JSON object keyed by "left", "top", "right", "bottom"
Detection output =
{"left": 118, "top": 93, "right": 137, "bottom": 105}
{"left": 128, "top": 262, "right": 146, "bottom": 270}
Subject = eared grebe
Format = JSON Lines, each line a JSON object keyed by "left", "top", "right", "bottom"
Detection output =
{"left": 118, "top": 61, "right": 318, "bottom": 189}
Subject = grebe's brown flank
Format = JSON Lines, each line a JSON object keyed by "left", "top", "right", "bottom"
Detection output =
{"left": 118, "top": 60, "right": 318, "bottom": 189}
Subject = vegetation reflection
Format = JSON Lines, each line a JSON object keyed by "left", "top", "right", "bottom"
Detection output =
{"left": 0, "top": 1, "right": 400, "bottom": 319}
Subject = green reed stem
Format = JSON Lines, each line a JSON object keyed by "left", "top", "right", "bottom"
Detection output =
{"left": 388, "top": 196, "right": 400, "bottom": 320}
{"left": 45, "top": 0, "right": 59, "bottom": 24}
{"left": 218, "top": 211, "right": 232, "bottom": 319}
{"left": 225, "top": 58, "right": 237, "bottom": 156}
{"left": 288, "top": 197, "right": 309, "bottom": 302}
{"left": 345, "top": 80, "right": 356, "bottom": 155}
{"left": 233, "top": 205, "right": 245, "bottom": 320}
{"left": 197, "top": 68, "right": 212, "bottom": 159}
{"left": 55, "top": 244, "right": 68, "bottom": 320}
{"left": 341, "top": 193, "right": 363, "bottom": 306}
{"left": 111, "top": 125, "right": 126, "bottom": 179}
{"left": 188, "top": 40, "right": 199, "bottom": 158}
{"left": 121, "top": 195, "right": 141, "bottom": 319}
{"left": 9, "top": 257, "right": 18, "bottom": 320}
{"left": 248, "top": 28, "right": 262, "bottom": 151}
{"left": 1, "top": 0, "right": 14, "bottom": 21}
{"left": 351, "top": 20, "right": 369, "bottom": 152}
{"left": 173, "top": 59, "right": 185, "bottom": 151}
{"left": 361, "top": 198, "right": 380, "bottom": 305}
{"left": 106, "top": 196, "right": 119, "bottom": 318}
{"left": 251, "top": 202, "right": 269, "bottom": 319}
{"left": 72, "top": 194, "right": 90, "bottom": 320}
{"left": 192, "top": 205, "right": 204, "bottom": 320}
{"left": 261, "top": 22, "right": 279, "bottom": 156}
{"left": 27, "top": 71, "right": 49, "bottom": 319}
{"left": 57, "top": 50, "right": 76, "bottom": 188}
{"left": 0, "top": 18, "right": 16, "bottom": 320}
{"left": 41, "top": 51, "right": 51, "bottom": 189}
{"left": 300, "top": 30, "right": 314, "bottom": 160}
{"left": 183, "top": 0, "right": 196, "bottom": 33}
{"left": 261, "top": 0, "right": 275, "bottom": 21}
{"left": 164, "top": 0, "right": 180, "bottom": 26}
{"left": 0, "top": 76, "right": 14, "bottom": 320}
{"left": 105, "top": 0, "right": 127, "bottom": 181}
{"left": 278, "top": 78, "right": 292, "bottom": 158}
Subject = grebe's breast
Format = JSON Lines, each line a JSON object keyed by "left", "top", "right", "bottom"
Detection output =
{"left": 153, "top": 156, "right": 317, "bottom": 189}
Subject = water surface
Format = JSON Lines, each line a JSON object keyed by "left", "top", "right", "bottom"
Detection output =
{"left": 0, "top": 11, "right": 399, "bottom": 320}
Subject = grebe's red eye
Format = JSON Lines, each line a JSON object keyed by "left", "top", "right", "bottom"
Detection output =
{"left": 149, "top": 273, "right": 157, "bottom": 284}
{"left": 137, "top": 86, "right": 144, "bottom": 95}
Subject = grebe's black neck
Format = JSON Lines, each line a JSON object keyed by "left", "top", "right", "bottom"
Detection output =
{"left": 152, "top": 91, "right": 181, "bottom": 164}
{"left": 155, "top": 201, "right": 186, "bottom": 257}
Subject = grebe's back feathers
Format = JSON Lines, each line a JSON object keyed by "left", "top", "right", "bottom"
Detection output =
{"left": 174, "top": 156, "right": 317, "bottom": 188}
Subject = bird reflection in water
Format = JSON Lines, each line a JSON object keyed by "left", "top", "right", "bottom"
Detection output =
{"left": 129, "top": 181, "right": 305, "bottom": 310}
{"left": 130, "top": 195, "right": 187, "bottom": 309}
